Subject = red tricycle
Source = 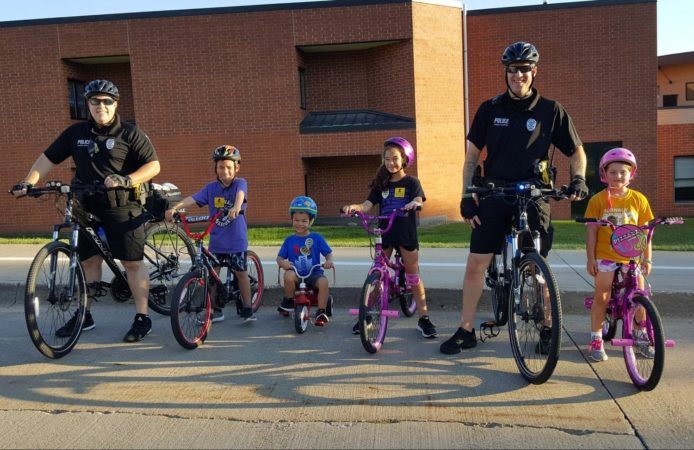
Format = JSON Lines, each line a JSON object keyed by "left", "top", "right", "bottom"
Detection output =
{"left": 279, "top": 263, "right": 335, "bottom": 333}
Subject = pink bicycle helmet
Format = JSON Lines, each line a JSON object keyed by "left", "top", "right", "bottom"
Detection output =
{"left": 599, "top": 147, "right": 637, "bottom": 183}
{"left": 384, "top": 137, "right": 415, "bottom": 167}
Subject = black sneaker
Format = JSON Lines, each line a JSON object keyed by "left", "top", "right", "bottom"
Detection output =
{"left": 278, "top": 297, "right": 293, "bottom": 313}
{"left": 211, "top": 308, "right": 225, "bottom": 323}
{"left": 417, "top": 315, "right": 438, "bottom": 338}
{"left": 535, "top": 326, "right": 552, "bottom": 355}
{"left": 351, "top": 321, "right": 360, "bottom": 335}
{"left": 123, "top": 314, "right": 152, "bottom": 342}
{"left": 239, "top": 307, "right": 257, "bottom": 322}
{"left": 440, "top": 327, "right": 477, "bottom": 354}
{"left": 55, "top": 311, "right": 94, "bottom": 338}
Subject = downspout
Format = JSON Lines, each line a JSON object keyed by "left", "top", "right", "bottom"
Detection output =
{"left": 463, "top": 2, "right": 469, "bottom": 133}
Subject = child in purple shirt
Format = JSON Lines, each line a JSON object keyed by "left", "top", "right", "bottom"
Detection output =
{"left": 165, "top": 145, "right": 255, "bottom": 322}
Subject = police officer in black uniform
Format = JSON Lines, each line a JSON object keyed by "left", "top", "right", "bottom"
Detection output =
{"left": 440, "top": 42, "right": 589, "bottom": 354}
{"left": 11, "top": 79, "right": 161, "bottom": 342}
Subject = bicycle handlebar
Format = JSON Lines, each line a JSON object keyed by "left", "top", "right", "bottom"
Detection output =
{"left": 176, "top": 206, "right": 245, "bottom": 241}
{"left": 466, "top": 182, "right": 568, "bottom": 201}
{"left": 342, "top": 206, "right": 421, "bottom": 236}
{"left": 284, "top": 263, "right": 336, "bottom": 287}
{"left": 12, "top": 181, "right": 107, "bottom": 198}
{"left": 576, "top": 216, "right": 684, "bottom": 229}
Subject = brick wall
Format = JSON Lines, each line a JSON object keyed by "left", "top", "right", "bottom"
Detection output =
{"left": 657, "top": 123, "right": 694, "bottom": 216}
{"left": 466, "top": 1, "right": 657, "bottom": 219}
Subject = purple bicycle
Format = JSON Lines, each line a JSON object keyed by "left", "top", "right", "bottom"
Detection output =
{"left": 344, "top": 208, "right": 418, "bottom": 353}
{"left": 577, "top": 216, "right": 682, "bottom": 390}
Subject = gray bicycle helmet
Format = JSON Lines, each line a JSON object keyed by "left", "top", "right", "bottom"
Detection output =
{"left": 501, "top": 42, "right": 540, "bottom": 66}
{"left": 84, "top": 79, "right": 120, "bottom": 99}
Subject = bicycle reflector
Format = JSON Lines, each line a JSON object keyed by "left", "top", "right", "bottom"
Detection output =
{"left": 610, "top": 224, "right": 646, "bottom": 258}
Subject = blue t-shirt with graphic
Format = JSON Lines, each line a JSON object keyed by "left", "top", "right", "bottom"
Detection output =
{"left": 192, "top": 178, "right": 248, "bottom": 254}
{"left": 278, "top": 232, "right": 332, "bottom": 276}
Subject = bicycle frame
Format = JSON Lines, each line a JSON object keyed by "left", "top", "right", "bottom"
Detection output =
{"left": 347, "top": 209, "right": 409, "bottom": 320}
{"left": 580, "top": 217, "right": 680, "bottom": 349}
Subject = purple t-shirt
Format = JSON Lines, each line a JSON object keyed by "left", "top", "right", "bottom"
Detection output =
{"left": 277, "top": 232, "right": 332, "bottom": 276}
{"left": 192, "top": 178, "right": 248, "bottom": 254}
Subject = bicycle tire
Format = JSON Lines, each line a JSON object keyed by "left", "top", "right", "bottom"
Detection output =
{"left": 395, "top": 268, "right": 415, "bottom": 317}
{"left": 623, "top": 296, "right": 665, "bottom": 391}
{"left": 294, "top": 304, "right": 310, "bottom": 334}
{"left": 246, "top": 250, "right": 264, "bottom": 313}
{"left": 144, "top": 222, "right": 195, "bottom": 316}
{"left": 359, "top": 272, "right": 387, "bottom": 353}
{"left": 508, "top": 252, "right": 562, "bottom": 384}
{"left": 25, "top": 241, "right": 87, "bottom": 359}
{"left": 170, "top": 271, "right": 211, "bottom": 349}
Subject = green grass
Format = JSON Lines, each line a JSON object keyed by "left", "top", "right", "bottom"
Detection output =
{"left": 2, "top": 219, "right": 693, "bottom": 251}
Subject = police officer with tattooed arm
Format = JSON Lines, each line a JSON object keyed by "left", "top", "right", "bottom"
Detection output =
{"left": 10, "top": 79, "right": 161, "bottom": 342}
{"left": 440, "top": 42, "right": 589, "bottom": 354}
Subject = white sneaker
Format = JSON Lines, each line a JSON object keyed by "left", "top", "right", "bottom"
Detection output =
{"left": 589, "top": 339, "right": 608, "bottom": 362}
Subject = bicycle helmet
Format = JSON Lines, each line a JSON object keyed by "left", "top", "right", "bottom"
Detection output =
{"left": 501, "top": 41, "right": 540, "bottom": 66}
{"left": 84, "top": 79, "right": 120, "bottom": 100}
{"left": 289, "top": 196, "right": 318, "bottom": 220}
{"left": 384, "top": 137, "right": 415, "bottom": 167}
{"left": 212, "top": 145, "right": 241, "bottom": 162}
{"left": 599, "top": 147, "right": 637, "bottom": 183}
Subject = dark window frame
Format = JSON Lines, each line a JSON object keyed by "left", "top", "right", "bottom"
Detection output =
{"left": 674, "top": 156, "right": 694, "bottom": 202}
{"left": 686, "top": 82, "right": 694, "bottom": 101}
{"left": 298, "top": 67, "right": 307, "bottom": 110}
{"left": 68, "top": 79, "right": 88, "bottom": 120}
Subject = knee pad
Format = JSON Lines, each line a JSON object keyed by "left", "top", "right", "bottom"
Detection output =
{"left": 405, "top": 272, "right": 420, "bottom": 288}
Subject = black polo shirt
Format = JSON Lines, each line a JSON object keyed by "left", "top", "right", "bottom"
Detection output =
{"left": 44, "top": 115, "right": 158, "bottom": 184}
{"left": 467, "top": 89, "right": 582, "bottom": 182}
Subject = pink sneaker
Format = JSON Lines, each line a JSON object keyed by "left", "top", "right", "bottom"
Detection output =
{"left": 589, "top": 339, "right": 608, "bottom": 362}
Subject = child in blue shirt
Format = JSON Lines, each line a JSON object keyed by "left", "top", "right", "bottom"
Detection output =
{"left": 276, "top": 196, "right": 334, "bottom": 326}
{"left": 165, "top": 145, "right": 255, "bottom": 322}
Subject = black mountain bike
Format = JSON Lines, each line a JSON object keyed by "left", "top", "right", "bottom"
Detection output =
{"left": 470, "top": 182, "right": 567, "bottom": 384}
{"left": 21, "top": 181, "right": 195, "bottom": 358}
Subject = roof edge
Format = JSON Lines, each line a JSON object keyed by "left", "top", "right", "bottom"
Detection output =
{"left": 467, "top": 0, "right": 655, "bottom": 17}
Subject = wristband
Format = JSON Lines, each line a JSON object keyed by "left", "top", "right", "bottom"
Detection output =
{"left": 462, "top": 193, "right": 474, "bottom": 199}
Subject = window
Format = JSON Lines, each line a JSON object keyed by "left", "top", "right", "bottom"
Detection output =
{"left": 67, "top": 79, "right": 88, "bottom": 120}
{"left": 687, "top": 82, "right": 694, "bottom": 101}
{"left": 298, "top": 67, "right": 307, "bottom": 110}
{"left": 663, "top": 94, "right": 678, "bottom": 107}
{"left": 674, "top": 156, "right": 694, "bottom": 202}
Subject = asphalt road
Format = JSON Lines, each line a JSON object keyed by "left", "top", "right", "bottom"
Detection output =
{"left": 1, "top": 286, "right": 693, "bottom": 449}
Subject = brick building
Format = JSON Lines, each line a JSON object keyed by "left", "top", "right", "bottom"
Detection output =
{"left": 0, "top": 0, "right": 667, "bottom": 233}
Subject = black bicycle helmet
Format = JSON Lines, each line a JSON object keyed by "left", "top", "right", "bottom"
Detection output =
{"left": 84, "top": 79, "right": 120, "bottom": 99}
{"left": 501, "top": 42, "right": 540, "bottom": 66}
{"left": 212, "top": 145, "right": 241, "bottom": 162}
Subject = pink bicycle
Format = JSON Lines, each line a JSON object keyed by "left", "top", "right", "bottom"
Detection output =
{"left": 344, "top": 208, "right": 418, "bottom": 353}
{"left": 577, "top": 216, "right": 682, "bottom": 390}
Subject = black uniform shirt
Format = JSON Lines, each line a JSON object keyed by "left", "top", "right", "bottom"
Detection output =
{"left": 44, "top": 115, "right": 158, "bottom": 184}
{"left": 467, "top": 89, "right": 582, "bottom": 182}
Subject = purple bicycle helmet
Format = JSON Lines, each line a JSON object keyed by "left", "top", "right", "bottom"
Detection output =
{"left": 599, "top": 148, "right": 637, "bottom": 183}
{"left": 384, "top": 137, "right": 415, "bottom": 167}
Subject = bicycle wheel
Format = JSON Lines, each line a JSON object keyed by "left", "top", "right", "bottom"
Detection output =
{"left": 397, "top": 270, "right": 417, "bottom": 317}
{"left": 359, "top": 272, "right": 388, "bottom": 353}
{"left": 623, "top": 296, "right": 665, "bottom": 391}
{"left": 294, "top": 304, "right": 309, "bottom": 334}
{"left": 246, "top": 250, "right": 264, "bottom": 313}
{"left": 25, "top": 241, "right": 87, "bottom": 359}
{"left": 170, "top": 271, "right": 211, "bottom": 349}
{"left": 508, "top": 252, "right": 562, "bottom": 384}
{"left": 144, "top": 222, "right": 195, "bottom": 316}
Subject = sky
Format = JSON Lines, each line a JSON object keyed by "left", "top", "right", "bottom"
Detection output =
{"left": 0, "top": 0, "right": 689, "bottom": 56}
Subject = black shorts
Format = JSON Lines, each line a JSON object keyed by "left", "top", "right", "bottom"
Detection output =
{"left": 303, "top": 273, "right": 327, "bottom": 292}
{"left": 78, "top": 203, "right": 147, "bottom": 262}
{"left": 470, "top": 196, "right": 553, "bottom": 257}
{"left": 214, "top": 252, "right": 248, "bottom": 272}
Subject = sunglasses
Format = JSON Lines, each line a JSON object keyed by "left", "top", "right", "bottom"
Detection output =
{"left": 88, "top": 97, "right": 116, "bottom": 106}
{"left": 505, "top": 65, "right": 534, "bottom": 74}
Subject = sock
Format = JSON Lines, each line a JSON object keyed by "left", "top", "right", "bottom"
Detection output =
{"left": 591, "top": 331, "right": 602, "bottom": 342}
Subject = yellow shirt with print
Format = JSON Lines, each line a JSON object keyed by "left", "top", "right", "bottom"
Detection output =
{"left": 584, "top": 189, "right": 654, "bottom": 263}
